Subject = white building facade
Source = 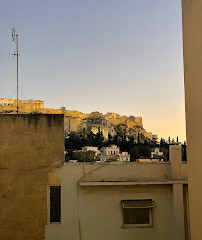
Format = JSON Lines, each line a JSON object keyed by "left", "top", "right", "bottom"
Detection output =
{"left": 81, "top": 146, "right": 101, "bottom": 156}
{"left": 151, "top": 148, "right": 163, "bottom": 158}
{"left": 100, "top": 145, "right": 130, "bottom": 162}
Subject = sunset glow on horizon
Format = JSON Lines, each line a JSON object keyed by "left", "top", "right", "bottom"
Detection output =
{"left": 0, "top": 0, "right": 186, "bottom": 141}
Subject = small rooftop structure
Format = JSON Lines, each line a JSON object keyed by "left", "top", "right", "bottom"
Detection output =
{"left": 136, "top": 158, "right": 160, "bottom": 163}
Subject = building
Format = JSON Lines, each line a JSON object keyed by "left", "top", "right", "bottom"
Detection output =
{"left": 0, "top": 114, "right": 64, "bottom": 240}
{"left": 81, "top": 146, "right": 101, "bottom": 156}
{"left": 0, "top": 114, "right": 189, "bottom": 240}
{"left": 0, "top": 98, "right": 44, "bottom": 112}
{"left": 45, "top": 143, "right": 188, "bottom": 240}
{"left": 182, "top": 0, "right": 202, "bottom": 239}
{"left": 0, "top": 1, "right": 201, "bottom": 239}
{"left": 0, "top": 114, "right": 190, "bottom": 240}
{"left": 151, "top": 147, "right": 163, "bottom": 158}
{"left": 136, "top": 158, "right": 160, "bottom": 163}
{"left": 99, "top": 145, "right": 130, "bottom": 162}
{"left": 117, "top": 151, "right": 130, "bottom": 162}
{"left": 100, "top": 144, "right": 120, "bottom": 155}
{"left": 100, "top": 144, "right": 120, "bottom": 161}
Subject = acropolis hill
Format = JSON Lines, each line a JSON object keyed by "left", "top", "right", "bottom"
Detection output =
{"left": 0, "top": 98, "right": 157, "bottom": 141}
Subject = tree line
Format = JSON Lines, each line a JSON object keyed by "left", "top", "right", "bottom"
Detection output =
{"left": 65, "top": 129, "right": 187, "bottom": 162}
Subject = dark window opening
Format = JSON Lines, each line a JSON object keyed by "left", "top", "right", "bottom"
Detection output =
{"left": 50, "top": 186, "right": 61, "bottom": 223}
{"left": 121, "top": 199, "right": 155, "bottom": 227}
{"left": 123, "top": 208, "right": 149, "bottom": 224}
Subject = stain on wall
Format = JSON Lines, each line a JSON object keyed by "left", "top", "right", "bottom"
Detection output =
{"left": 0, "top": 114, "right": 64, "bottom": 240}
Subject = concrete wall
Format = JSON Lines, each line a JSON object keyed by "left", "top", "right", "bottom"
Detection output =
{"left": 78, "top": 185, "right": 174, "bottom": 240}
{"left": 0, "top": 114, "right": 64, "bottom": 240}
{"left": 46, "top": 159, "right": 188, "bottom": 240}
{"left": 182, "top": 0, "right": 202, "bottom": 239}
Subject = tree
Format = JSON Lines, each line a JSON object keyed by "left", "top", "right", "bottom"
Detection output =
{"left": 160, "top": 147, "right": 168, "bottom": 156}
{"left": 65, "top": 132, "right": 82, "bottom": 150}
{"left": 95, "top": 128, "right": 104, "bottom": 148}
{"left": 144, "top": 138, "right": 149, "bottom": 146}
{"left": 86, "top": 131, "right": 96, "bottom": 146}
{"left": 129, "top": 146, "right": 140, "bottom": 161}
{"left": 139, "top": 145, "right": 151, "bottom": 158}
{"left": 107, "top": 133, "right": 113, "bottom": 145}
{"left": 72, "top": 150, "right": 96, "bottom": 162}
{"left": 153, "top": 154, "right": 160, "bottom": 159}
{"left": 137, "top": 131, "right": 140, "bottom": 144}
{"left": 160, "top": 138, "right": 165, "bottom": 146}
{"left": 182, "top": 143, "right": 187, "bottom": 162}
{"left": 127, "top": 136, "right": 135, "bottom": 151}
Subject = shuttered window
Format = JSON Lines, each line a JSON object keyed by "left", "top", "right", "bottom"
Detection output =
{"left": 50, "top": 186, "right": 61, "bottom": 223}
{"left": 121, "top": 200, "right": 155, "bottom": 228}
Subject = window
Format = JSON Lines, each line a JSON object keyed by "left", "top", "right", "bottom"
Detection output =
{"left": 121, "top": 200, "right": 155, "bottom": 228}
{"left": 50, "top": 186, "right": 61, "bottom": 223}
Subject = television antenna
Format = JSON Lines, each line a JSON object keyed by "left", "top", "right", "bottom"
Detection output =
{"left": 11, "top": 27, "right": 19, "bottom": 113}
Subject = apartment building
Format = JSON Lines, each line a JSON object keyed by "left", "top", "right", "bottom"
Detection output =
{"left": 45, "top": 143, "right": 188, "bottom": 240}
{"left": 0, "top": 114, "right": 189, "bottom": 240}
{"left": 100, "top": 145, "right": 130, "bottom": 162}
{"left": 0, "top": 1, "right": 201, "bottom": 239}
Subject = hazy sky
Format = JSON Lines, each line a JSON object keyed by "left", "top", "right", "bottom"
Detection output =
{"left": 0, "top": 0, "right": 186, "bottom": 141}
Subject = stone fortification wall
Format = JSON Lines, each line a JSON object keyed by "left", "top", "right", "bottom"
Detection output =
{"left": 65, "top": 110, "right": 88, "bottom": 119}
{"left": 0, "top": 98, "right": 44, "bottom": 111}
{"left": 64, "top": 116, "right": 83, "bottom": 133}
{"left": 0, "top": 114, "right": 64, "bottom": 240}
{"left": 144, "top": 132, "right": 153, "bottom": 140}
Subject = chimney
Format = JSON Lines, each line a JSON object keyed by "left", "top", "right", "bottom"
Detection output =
{"left": 169, "top": 143, "right": 182, "bottom": 179}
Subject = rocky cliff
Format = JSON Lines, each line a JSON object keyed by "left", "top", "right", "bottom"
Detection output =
{"left": 0, "top": 98, "right": 157, "bottom": 142}
{"left": 64, "top": 111, "right": 157, "bottom": 142}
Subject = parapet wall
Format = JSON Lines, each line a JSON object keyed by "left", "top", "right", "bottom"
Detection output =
{"left": 0, "top": 114, "right": 64, "bottom": 240}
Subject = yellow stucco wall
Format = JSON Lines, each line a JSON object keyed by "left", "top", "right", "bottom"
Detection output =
{"left": 182, "top": 0, "right": 202, "bottom": 239}
{"left": 46, "top": 159, "right": 188, "bottom": 240}
{"left": 78, "top": 185, "right": 174, "bottom": 240}
{"left": 0, "top": 114, "right": 64, "bottom": 240}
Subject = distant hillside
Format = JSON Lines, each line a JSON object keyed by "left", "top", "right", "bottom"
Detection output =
{"left": 64, "top": 111, "right": 158, "bottom": 143}
{"left": 0, "top": 98, "right": 157, "bottom": 142}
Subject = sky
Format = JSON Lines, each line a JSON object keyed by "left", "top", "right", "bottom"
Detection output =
{"left": 0, "top": 0, "right": 186, "bottom": 141}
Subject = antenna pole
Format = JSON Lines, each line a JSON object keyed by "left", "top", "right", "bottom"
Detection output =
{"left": 12, "top": 28, "right": 19, "bottom": 114}
{"left": 16, "top": 34, "right": 19, "bottom": 113}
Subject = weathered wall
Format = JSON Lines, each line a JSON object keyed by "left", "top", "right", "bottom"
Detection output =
{"left": 45, "top": 160, "right": 188, "bottom": 240}
{"left": 0, "top": 114, "right": 64, "bottom": 240}
{"left": 182, "top": 0, "right": 202, "bottom": 239}
{"left": 78, "top": 185, "right": 174, "bottom": 240}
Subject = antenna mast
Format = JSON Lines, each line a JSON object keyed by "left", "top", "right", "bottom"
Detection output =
{"left": 12, "top": 27, "right": 19, "bottom": 113}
